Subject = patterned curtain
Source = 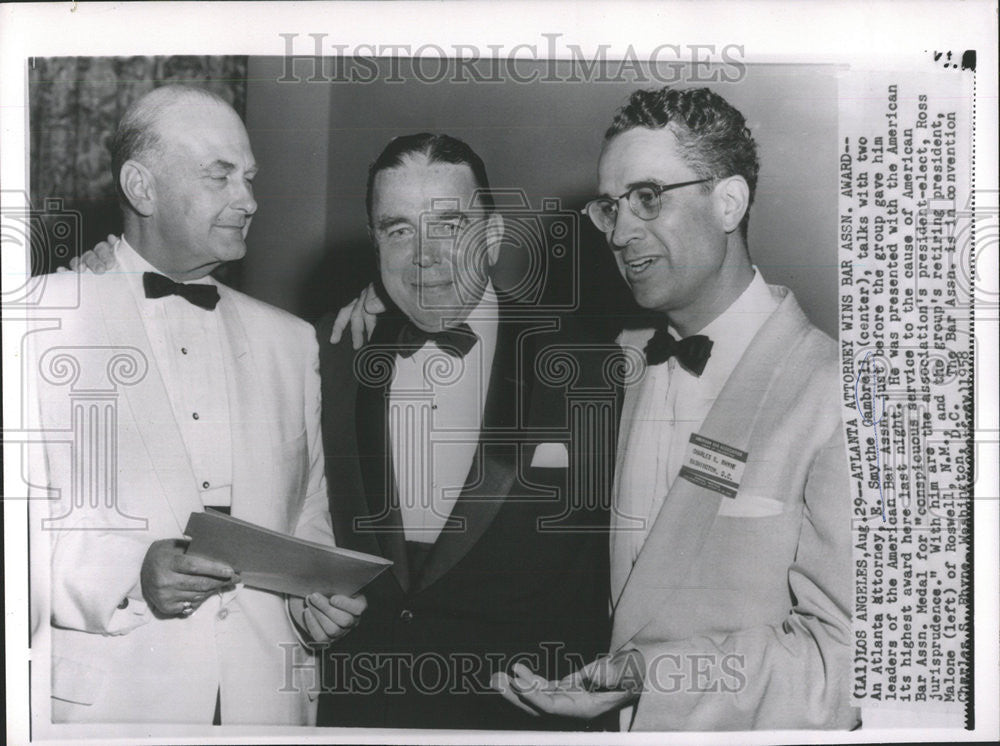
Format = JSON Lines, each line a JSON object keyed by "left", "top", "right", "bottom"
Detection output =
{"left": 28, "top": 56, "right": 248, "bottom": 277}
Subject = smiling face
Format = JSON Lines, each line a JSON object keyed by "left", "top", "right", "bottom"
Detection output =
{"left": 370, "top": 155, "right": 500, "bottom": 332}
{"left": 147, "top": 101, "right": 258, "bottom": 280}
{"left": 597, "top": 126, "right": 752, "bottom": 331}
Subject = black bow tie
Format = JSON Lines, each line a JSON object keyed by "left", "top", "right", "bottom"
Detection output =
{"left": 143, "top": 272, "right": 220, "bottom": 311}
{"left": 396, "top": 321, "right": 478, "bottom": 359}
{"left": 644, "top": 327, "right": 713, "bottom": 376}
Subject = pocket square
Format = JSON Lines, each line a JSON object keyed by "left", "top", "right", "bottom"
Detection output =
{"left": 530, "top": 442, "right": 568, "bottom": 469}
{"left": 717, "top": 494, "right": 785, "bottom": 518}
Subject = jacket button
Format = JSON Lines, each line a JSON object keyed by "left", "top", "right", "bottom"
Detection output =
{"left": 217, "top": 608, "right": 229, "bottom": 620}
{"left": 399, "top": 609, "right": 414, "bottom": 623}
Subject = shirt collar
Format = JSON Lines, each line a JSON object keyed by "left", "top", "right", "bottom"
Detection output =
{"left": 115, "top": 236, "right": 164, "bottom": 306}
{"left": 115, "top": 236, "right": 219, "bottom": 289}
{"left": 115, "top": 235, "right": 160, "bottom": 286}
{"left": 399, "top": 281, "right": 499, "bottom": 360}
{"left": 618, "top": 269, "right": 776, "bottom": 347}
{"left": 684, "top": 268, "right": 778, "bottom": 386}
{"left": 697, "top": 268, "right": 778, "bottom": 348}
{"left": 116, "top": 236, "right": 222, "bottom": 318}
{"left": 463, "top": 281, "right": 499, "bottom": 343}
{"left": 617, "top": 268, "right": 779, "bottom": 388}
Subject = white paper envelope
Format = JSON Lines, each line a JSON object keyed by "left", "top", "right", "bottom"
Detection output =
{"left": 530, "top": 442, "right": 569, "bottom": 468}
{"left": 185, "top": 510, "right": 392, "bottom": 598}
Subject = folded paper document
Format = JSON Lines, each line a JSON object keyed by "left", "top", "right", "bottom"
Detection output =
{"left": 184, "top": 510, "right": 392, "bottom": 598}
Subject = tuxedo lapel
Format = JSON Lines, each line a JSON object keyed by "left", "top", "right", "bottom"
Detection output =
{"left": 96, "top": 275, "right": 203, "bottom": 534}
{"left": 611, "top": 288, "right": 811, "bottom": 650}
{"left": 609, "top": 350, "right": 648, "bottom": 605}
{"left": 216, "top": 291, "right": 281, "bottom": 529}
{"left": 355, "top": 315, "right": 410, "bottom": 591}
{"left": 413, "top": 303, "right": 523, "bottom": 593}
{"left": 414, "top": 443, "right": 517, "bottom": 593}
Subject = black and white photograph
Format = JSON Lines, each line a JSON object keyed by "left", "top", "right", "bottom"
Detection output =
{"left": 2, "top": 2, "right": 997, "bottom": 744}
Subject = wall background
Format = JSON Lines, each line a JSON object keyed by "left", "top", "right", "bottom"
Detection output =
{"left": 243, "top": 58, "right": 838, "bottom": 335}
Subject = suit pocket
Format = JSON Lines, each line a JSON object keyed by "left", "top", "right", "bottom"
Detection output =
{"left": 717, "top": 493, "right": 786, "bottom": 518}
{"left": 703, "top": 510, "right": 803, "bottom": 601}
{"left": 51, "top": 655, "right": 106, "bottom": 705}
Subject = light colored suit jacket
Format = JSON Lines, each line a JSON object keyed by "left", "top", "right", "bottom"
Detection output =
{"left": 610, "top": 286, "right": 858, "bottom": 731}
{"left": 27, "top": 268, "right": 332, "bottom": 726}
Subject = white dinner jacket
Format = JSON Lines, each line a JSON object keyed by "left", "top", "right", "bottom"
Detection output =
{"left": 27, "top": 267, "right": 332, "bottom": 726}
{"left": 610, "top": 287, "right": 858, "bottom": 731}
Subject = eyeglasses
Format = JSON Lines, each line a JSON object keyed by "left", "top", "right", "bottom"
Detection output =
{"left": 581, "top": 179, "right": 711, "bottom": 233}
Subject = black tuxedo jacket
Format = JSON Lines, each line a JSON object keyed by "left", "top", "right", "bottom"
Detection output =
{"left": 315, "top": 300, "right": 615, "bottom": 730}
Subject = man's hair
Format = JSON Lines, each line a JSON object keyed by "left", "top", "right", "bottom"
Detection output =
{"left": 110, "top": 84, "right": 231, "bottom": 209}
{"left": 605, "top": 87, "right": 759, "bottom": 236}
{"left": 365, "top": 133, "right": 494, "bottom": 226}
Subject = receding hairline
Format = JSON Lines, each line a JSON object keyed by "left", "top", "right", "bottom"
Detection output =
{"left": 128, "top": 84, "right": 234, "bottom": 121}
{"left": 122, "top": 86, "right": 239, "bottom": 160}
{"left": 369, "top": 154, "right": 483, "bottom": 217}
{"left": 364, "top": 132, "right": 495, "bottom": 226}
{"left": 371, "top": 153, "right": 481, "bottom": 195}
{"left": 111, "top": 85, "right": 245, "bottom": 209}
{"left": 372, "top": 151, "right": 479, "bottom": 182}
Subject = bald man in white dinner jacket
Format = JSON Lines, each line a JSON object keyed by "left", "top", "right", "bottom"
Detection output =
{"left": 25, "top": 253, "right": 333, "bottom": 724}
{"left": 27, "top": 253, "right": 332, "bottom": 725}
{"left": 26, "top": 84, "right": 337, "bottom": 727}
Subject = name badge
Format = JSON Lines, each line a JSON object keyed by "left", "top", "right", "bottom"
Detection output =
{"left": 678, "top": 433, "right": 748, "bottom": 498}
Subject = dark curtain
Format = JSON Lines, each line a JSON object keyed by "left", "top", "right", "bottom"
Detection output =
{"left": 28, "top": 56, "right": 248, "bottom": 280}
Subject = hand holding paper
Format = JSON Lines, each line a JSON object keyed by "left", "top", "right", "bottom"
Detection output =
{"left": 289, "top": 592, "right": 367, "bottom": 643}
{"left": 184, "top": 510, "right": 391, "bottom": 598}
{"left": 140, "top": 538, "right": 238, "bottom": 617}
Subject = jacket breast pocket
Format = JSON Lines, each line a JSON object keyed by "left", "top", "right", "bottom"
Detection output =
{"left": 704, "top": 509, "right": 802, "bottom": 598}
{"left": 717, "top": 493, "right": 786, "bottom": 518}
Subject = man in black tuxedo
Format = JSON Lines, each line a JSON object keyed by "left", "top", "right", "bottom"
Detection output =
{"left": 315, "top": 133, "right": 612, "bottom": 730}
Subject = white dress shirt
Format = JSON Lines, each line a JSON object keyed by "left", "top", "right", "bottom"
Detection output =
{"left": 115, "top": 238, "right": 233, "bottom": 508}
{"left": 615, "top": 270, "right": 779, "bottom": 567}
{"left": 389, "top": 285, "right": 499, "bottom": 544}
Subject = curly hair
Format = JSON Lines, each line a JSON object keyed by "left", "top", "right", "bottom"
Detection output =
{"left": 605, "top": 87, "right": 760, "bottom": 236}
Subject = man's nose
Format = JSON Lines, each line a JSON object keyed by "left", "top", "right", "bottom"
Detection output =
{"left": 232, "top": 180, "right": 258, "bottom": 216}
{"left": 413, "top": 237, "right": 446, "bottom": 267}
{"left": 610, "top": 200, "right": 644, "bottom": 250}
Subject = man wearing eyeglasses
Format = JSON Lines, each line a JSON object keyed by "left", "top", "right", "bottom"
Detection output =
{"left": 491, "top": 87, "right": 857, "bottom": 731}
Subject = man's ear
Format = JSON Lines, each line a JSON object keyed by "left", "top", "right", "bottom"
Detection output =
{"left": 484, "top": 212, "right": 505, "bottom": 267}
{"left": 119, "top": 160, "right": 156, "bottom": 217}
{"left": 714, "top": 175, "right": 750, "bottom": 234}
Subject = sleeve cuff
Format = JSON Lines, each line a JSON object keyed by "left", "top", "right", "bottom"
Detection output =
{"left": 105, "top": 594, "right": 151, "bottom": 635}
{"left": 285, "top": 595, "right": 316, "bottom": 651}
